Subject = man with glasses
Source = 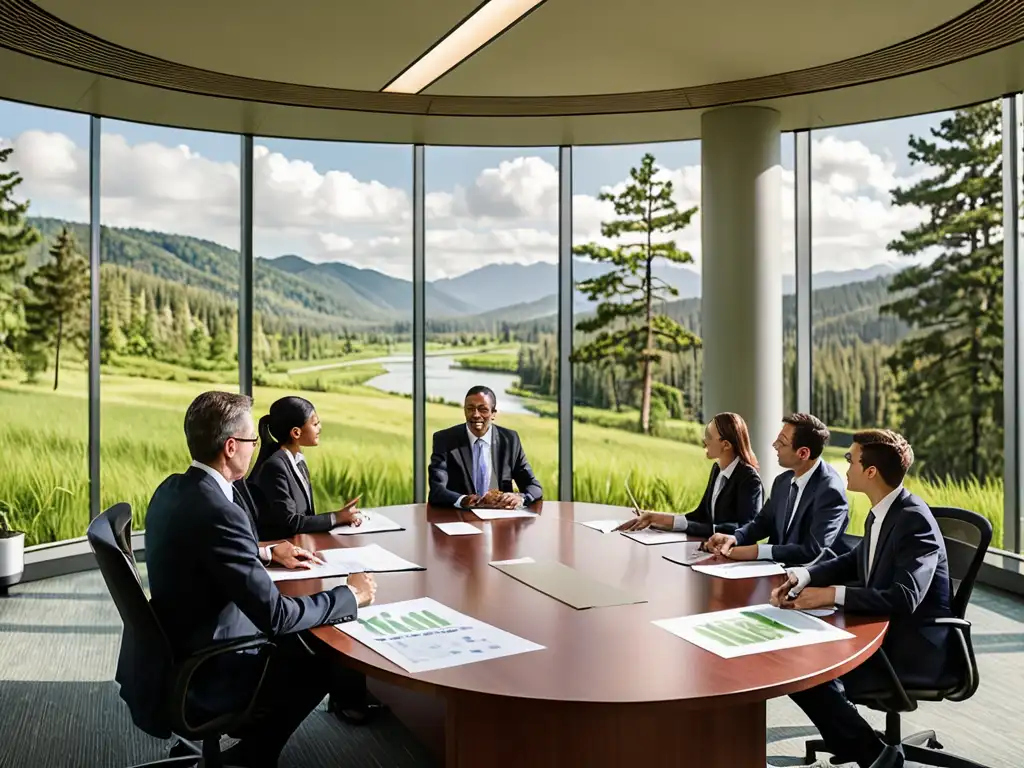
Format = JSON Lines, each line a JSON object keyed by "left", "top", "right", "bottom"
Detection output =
{"left": 428, "top": 385, "right": 543, "bottom": 509}
{"left": 140, "top": 391, "right": 376, "bottom": 767}
{"left": 705, "top": 413, "right": 849, "bottom": 566}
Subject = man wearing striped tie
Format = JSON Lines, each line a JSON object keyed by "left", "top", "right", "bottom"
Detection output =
{"left": 428, "top": 385, "right": 543, "bottom": 509}
{"left": 770, "top": 430, "right": 953, "bottom": 768}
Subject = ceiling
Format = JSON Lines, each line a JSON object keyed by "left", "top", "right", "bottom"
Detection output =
{"left": 1, "top": 0, "right": 1023, "bottom": 145}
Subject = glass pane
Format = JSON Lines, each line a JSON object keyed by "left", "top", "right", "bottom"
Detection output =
{"left": 424, "top": 147, "right": 559, "bottom": 503}
{"left": 782, "top": 135, "right": 797, "bottom": 416}
{"left": 253, "top": 139, "right": 413, "bottom": 507}
{"left": 811, "top": 105, "right": 1005, "bottom": 544}
{"left": 99, "top": 121, "right": 240, "bottom": 524}
{"left": 0, "top": 100, "right": 90, "bottom": 544}
{"left": 571, "top": 142, "right": 704, "bottom": 511}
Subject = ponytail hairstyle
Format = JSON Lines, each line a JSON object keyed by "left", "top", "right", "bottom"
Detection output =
{"left": 251, "top": 396, "right": 316, "bottom": 476}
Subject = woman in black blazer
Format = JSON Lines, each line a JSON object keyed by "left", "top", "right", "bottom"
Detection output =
{"left": 249, "top": 396, "right": 381, "bottom": 724}
{"left": 250, "top": 396, "right": 361, "bottom": 540}
{"left": 618, "top": 412, "right": 763, "bottom": 538}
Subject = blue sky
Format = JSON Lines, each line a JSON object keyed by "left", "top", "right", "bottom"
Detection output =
{"left": 0, "top": 97, "right": 950, "bottom": 279}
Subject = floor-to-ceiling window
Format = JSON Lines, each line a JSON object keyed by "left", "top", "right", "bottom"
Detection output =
{"left": 811, "top": 105, "right": 1005, "bottom": 543}
{"left": 423, "top": 147, "right": 559, "bottom": 498}
{"left": 782, "top": 136, "right": 798, "bottom": 416}
{"left": 253, "top": 139, "right": 414, "bottom": 507}
{"left": 0, "top": 100, "right": 90, "bottom": 545}
{"left": 99, "top": 121, "right": 241, "bottom": 523}
{"left": 570, "top": 142, "right": 705, "bottom": 510}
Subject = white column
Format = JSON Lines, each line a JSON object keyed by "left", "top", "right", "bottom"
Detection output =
{"left": 701, "top": 106, "right": 783, "bottom": 486}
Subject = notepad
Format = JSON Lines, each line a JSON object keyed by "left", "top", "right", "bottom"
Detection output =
{"left": 267, "top": 544, "right": 424, "bottom": 582}
{"left": 434, "top": 522, "right": 482, "bottom": 536}
{"left": 331, "top": 510, "right": 403, "bottom": 536}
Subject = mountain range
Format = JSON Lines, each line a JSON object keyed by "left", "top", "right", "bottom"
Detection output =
{"left": 23, "top": 217, "right": 900, "bottom": 332}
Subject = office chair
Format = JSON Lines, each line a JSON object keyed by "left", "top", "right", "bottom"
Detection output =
{"left": 804, "top": 506, "right": 992, "bottom": 768}
{"left": 88, "top": 503, "right": 274, "bottom": 767}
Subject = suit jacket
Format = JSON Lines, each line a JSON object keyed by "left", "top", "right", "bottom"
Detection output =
{"left": 250, "top": 449, "right": 336, "bottom": 539}
{"left": 140, "top": 466, "right": 357, "bottom": 716}
{"left": 808, "top": 488, "right": 952, "bottom": 681}
{"left": 428, "top": 424, "right": 542, "bottom": 507}
{"left": 733, "top": 459, "right": 849, "bottom": 565}
{"left": 682, "top": 461, "right": 763, "bottom": 538}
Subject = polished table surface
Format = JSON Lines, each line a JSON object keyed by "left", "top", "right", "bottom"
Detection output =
{"left": 277, "top": 501, "right": 887, "bottom": 709}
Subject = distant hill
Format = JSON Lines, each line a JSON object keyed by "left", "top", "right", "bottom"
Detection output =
{"left": 22, "top": 217, "right": 909, "bottom": 340}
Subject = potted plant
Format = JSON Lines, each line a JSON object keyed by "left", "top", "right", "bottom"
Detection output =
{"left": 0, "top": 509, "right": 25, "bottom": 597}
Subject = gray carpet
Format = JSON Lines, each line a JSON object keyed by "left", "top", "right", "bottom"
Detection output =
{"left": 1, "top": 568, "right": 1020, "bottom": 767}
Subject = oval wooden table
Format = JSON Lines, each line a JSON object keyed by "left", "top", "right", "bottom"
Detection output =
{"left": 277, "top": 502, "right": 887, "bottom": 767}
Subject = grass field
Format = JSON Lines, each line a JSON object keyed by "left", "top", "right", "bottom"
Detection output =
{"left": 0, "top": 368, "right": 1006, "bottom": 549}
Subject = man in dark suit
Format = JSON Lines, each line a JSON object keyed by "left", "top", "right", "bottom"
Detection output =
{"left": 428, "top": 385, "right": 543, "bottom": 509}
{"left": 771, "top": 429, "right": 952, "bottom": 768}
{"left": 706, "top": 413, "right": 849, "bottom": 566}
{"left": 143, "top": 391, "right": 377, "bottom": 768}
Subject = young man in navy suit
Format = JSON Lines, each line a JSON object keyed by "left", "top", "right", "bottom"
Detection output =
{"left": 771, "top": 430, "right": 953, "bottom": 768}
{"left": 706, "top": 413, "right": 849, "bottom": 566}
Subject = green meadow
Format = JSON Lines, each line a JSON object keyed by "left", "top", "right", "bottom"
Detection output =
{"left": 0, "top": 368, "right": 1005, "bottom": 548}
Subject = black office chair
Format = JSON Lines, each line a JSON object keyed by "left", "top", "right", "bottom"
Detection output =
{"left": 88, "top": 503, "right": 274, "bottom": 767}
{"left": 804, "top": 506, "right": 993, "bottom": 768}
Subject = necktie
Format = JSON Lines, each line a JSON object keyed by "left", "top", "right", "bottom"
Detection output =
{"left": 473, "top": 438, "right": 489, "bottom": 496}
{"left": 296, "top": 459, "right": 315, "bottom": 513}
{"left": 783, "top": 481, "right": 799, "bottom": 535}
{"left": 864, "top": 511, "right": 877, "bottom": 579}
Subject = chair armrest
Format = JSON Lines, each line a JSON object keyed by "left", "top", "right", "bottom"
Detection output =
{"left": 916, "top": 617, "right": 977, "bottom": 700}
{"left": 918, "top": 616, "right": 971, "bottom": 629}
{"left": 168, "top": 636, "right": 276, "bottom": 738}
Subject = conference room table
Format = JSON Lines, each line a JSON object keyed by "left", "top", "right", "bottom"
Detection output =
{"left": 276, "top": 501, "right": 888, "bottom": 767}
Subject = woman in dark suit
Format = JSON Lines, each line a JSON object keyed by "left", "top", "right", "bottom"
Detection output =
{"left": 249, "top": 396, "right": 380, "bottom": 725}
{"left": 250, "top": 396, "right": 361, "bottom": 540}
{"left": 618, "top": 412, "right": 763, "bottom": 538}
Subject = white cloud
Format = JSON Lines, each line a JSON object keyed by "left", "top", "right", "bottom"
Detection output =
{"left": 0, "top": 127, "right": 935, "bottom": 279}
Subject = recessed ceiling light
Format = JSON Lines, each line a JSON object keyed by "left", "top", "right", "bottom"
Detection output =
{"left": 382, "top": 0, "right": 546, "bottom": 94}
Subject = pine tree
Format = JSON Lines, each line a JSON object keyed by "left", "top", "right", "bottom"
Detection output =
{"left": 572, "top": 153, "right": 701, "bottom": 434}
{"left": 0, "top": 147, "right": 41, "bottom": 354}
{"left": 882, "top": 102, "right": 1004, "bottom": 481}
{"left": 21, "top": 228, "right": 90, "bottom": 389}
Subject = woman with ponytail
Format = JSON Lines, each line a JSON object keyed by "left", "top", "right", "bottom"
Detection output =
{"left": 249, "top": 396, "right": 362, "bottom": 540}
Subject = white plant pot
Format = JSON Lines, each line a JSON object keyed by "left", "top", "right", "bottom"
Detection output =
{"left": 0, "top": 531, "right": 25, "bottom": 594}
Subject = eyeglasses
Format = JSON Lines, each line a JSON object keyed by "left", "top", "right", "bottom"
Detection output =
{"left": 844, "top": 452, "right": 853, "bottom": 463}
{"left": 231, "top": 436, "right": 259, "bottom": 445}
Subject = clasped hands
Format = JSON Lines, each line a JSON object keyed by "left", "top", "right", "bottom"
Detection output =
{"left": 462, "top": 491, "right": 524, "bottom": 510}
{"left": 769, "top": 572, "right": 837, "bottom": 611}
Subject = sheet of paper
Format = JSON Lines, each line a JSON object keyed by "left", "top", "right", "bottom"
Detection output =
{"left": 267, "top": 544, "right": 423, "bottom": 582}
{"left": 434, "top": 522, "right": 482, "bottom": 536}
{"left": 653, "top": 603, "right": 854, "bottom": 659}
{"left": 490, "top": 559, "right": 646, "bottom": 609}
{"left": 490, "top": 556, "right": 535, "bottom": 566}
{"left": 337, "top": 597, "right": 544, "bottom": 673}
{"left": 579, "top": 519, "right": 628, "bottom": 534}
{"left": 469, "top": 508, "right": 539, "bottom": 520}
{"left": 690, "top": 561, "right": 786, "bottom": 579}
{"left": 331, "top": 510, "right": 403, "bottom": 536}
{"left": 620, "top": 529, "right": 691, "bottom": 545}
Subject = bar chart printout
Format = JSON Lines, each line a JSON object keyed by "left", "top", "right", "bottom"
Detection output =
{"left": 337, "top": 597, "right": 544, "bottom": 673}
{"left": 652, "top": 604, "right": 854, "bottom": 659}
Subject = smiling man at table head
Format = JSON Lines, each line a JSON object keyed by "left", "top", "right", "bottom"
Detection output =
{"left": 705, "top": 413, "right": 849, "bottom": 565}
{"left": 428, "top": 385, "right": 543, "bottom": 509}
{"left": 139, "top": 391, "right": 376, "bottom": 767}
{"left": 770, "top": 429, "right": 952, "bottom": 768}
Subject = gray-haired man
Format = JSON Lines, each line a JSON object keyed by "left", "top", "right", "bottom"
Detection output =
{"left": 133, "top": 391, "right": 375, "bottom": 767}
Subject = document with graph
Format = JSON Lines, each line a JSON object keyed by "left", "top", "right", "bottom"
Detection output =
{"left": 652, "top": 603, "right": 853, "bottom": 659}
{"left": 337, "top": 597, "right": 544, "bottom": 673}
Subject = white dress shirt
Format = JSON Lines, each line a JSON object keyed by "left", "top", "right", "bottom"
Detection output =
{"left": 787, "top": 484, "right": 904, "bottom": 606}
{"left": 456, "top": 425, "right": 493, "bottom": 509}
{"left": 191, "top": 460, "right": 277, "bottom": 565}
{"left": 757, "top": 457, "right": 822, "bottom": 561}
{"left": 672, "top": 457, "right": 740, "bottom": 532}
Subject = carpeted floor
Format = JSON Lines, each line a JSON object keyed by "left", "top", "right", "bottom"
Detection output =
{"left": 0, "top": 567, "right": 1019, "bottom": 767}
